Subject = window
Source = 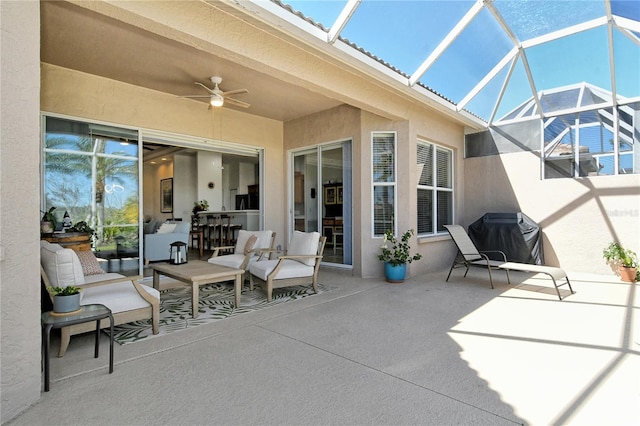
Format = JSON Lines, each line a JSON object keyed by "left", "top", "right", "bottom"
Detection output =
{"left": 372, "top": 132, "right": 396, "bottom": 236}
{"left": 543, "top": 102, "right": 639, "bottom": 179}
{"left": 417, "top": 140, "right": 453, "bottom": 235}
{"left": 43, "top": 116, "right": 140, "bottom": 261}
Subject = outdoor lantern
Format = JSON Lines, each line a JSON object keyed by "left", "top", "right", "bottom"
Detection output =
{"left": 169, "top": 241, "right": 188, "bottom": 265}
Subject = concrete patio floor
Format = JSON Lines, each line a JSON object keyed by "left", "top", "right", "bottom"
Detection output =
{"left": 8, "top": 267, "right": 639, "bottom": 425}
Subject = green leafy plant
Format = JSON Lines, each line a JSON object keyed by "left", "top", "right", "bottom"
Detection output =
{"left": 603, "top": 242, "right": 638, "bottom": 268}
{"left": 69, "top": 220, "right": 95, "bottom": 236}
{"left": 603, "top": 242, "right": 639, "bottom": 281}
{"left": 41, "top": 207, "right": 57, "bottom": 228}
{"left": 192, "top": 199, "right": 209, "bottom": 214}
{"left": 378, "top": 229, "right": 422, "bottom": 267}
{"left": 47, "top": 285, "right": 81, "bottom": 296}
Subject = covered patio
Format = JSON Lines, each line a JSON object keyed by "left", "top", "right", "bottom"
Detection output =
{"left": 10, "top": 269, "right": 638, "bottom": 425}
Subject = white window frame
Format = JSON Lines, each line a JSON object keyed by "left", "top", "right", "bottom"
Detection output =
{"left": 416, "top": 139, "right": 454, "bottom": 236}
{"left": 371, "top": 132, "right": 397, "bottom": 237}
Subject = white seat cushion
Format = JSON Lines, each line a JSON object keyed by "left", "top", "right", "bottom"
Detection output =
{"left": 249, "top": 259, "right": 314, "bottom": 281}
{"left": 80, "top": 281, "right": 160, "bottom": 313}
{"left": 287, "top": 231, "right": 320, "bottom": 266}
{"left": 208, "top": 253, "right": 249, "bottom": 269}
{"left": 83, "top": 273, "right": 129, "bottom": 284}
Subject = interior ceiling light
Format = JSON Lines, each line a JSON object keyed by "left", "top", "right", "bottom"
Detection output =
{"left": 210, "top": 94, "right": 224, "bottom": 107}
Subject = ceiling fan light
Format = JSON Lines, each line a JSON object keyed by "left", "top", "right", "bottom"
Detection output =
{"left": 210, "top": 94, "right": 224, "bottom": 107}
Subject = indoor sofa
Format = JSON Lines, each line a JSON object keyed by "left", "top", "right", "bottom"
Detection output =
{"left": 143, "top": 221, "right": 190, "bottom": 263}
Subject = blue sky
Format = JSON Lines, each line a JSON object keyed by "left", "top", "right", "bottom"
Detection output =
{"left": 282, "top": 0, "right": 640, "bottom": 121}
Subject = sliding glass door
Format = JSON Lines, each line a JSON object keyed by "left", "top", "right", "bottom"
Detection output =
{"left": 43, "top": 116, "right": 141, "bottom": 273}
{"left": 43, "top": 115, "right": 264, "bottom": 276}
{"left": 292, "top": 140, "right": 352, "bottom": 266}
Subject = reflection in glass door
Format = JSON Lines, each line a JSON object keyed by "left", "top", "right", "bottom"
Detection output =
{"left": 292, "top": 141, "right": 352, "bottom": 266}
{"left": 43, "top": 116, "right": 140, "bottom": 275}
{"left": 293, "top": 151, "right": 318, "bottom": 233}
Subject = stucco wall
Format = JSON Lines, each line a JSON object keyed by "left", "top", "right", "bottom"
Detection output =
{"left": 411, "top": 109, "right": 467, "bottom": 277}
{"left": 284, "top": 105, "right": 363, "bottom": 272}
{"left": 1, "top": 1, "right": 43, "bottom": 423}
{"left": 284, "top": 104, "right": 467, "bottom": 279}
{"left": 463, "top": 151, "right": 640, "bottom": 274}
{"left": 40, "top": 63, "right": 286, "bottom": 244}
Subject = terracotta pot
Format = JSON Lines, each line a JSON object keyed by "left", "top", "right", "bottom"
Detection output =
{"left": 618, "top": 266, "right": 637, "bottom": 283}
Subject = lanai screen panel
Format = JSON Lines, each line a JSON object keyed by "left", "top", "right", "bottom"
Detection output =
{"left": 276, "top": 0, "right": 639, "bottom": 125}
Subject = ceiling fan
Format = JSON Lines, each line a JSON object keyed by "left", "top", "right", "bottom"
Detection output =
{"left": 180, "top": 76, "right": 250, "bottom": 109}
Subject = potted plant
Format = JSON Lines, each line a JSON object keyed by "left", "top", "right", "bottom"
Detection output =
{"left": 603, "top": 242, "right": 639, "bottom": 283}
{"left": 378, "top": 229, "right": 422, "bottom": 283}
{"left": 69, "top": 220, "right": 94, "bottom": 235}
{"left": 47, "top": 285, "right": 82, "bottom": 313}
{"left": 41, "top": 207, "right": 57, "bottom": 234}
{"left": 192, "top": 199, "right": 209, "bottom": 215}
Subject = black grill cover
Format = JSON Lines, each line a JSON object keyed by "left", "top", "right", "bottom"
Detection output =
{"left": 468, "top": 212, "right": 543, "bottom": 265}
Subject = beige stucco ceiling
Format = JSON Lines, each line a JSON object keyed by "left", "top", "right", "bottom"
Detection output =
{"left": 40, "top": 0, "right": 343, "bottom": 123}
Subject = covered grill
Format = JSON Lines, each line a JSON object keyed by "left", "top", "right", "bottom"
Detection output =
{"left": 468, "top": 212, "right": 543, "bottom": 265}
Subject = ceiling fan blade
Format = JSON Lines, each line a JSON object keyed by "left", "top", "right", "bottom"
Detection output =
{"left": 194, "top": 82, "right": 214, "bottom": 94}
{"left": 179, "top": 95, "right": 211, "bottom": 99}
{"left": 225, "top": 97, "right": 250, "bottom": 108}
{"left": 222, "top": 89, "right": 248, "bottom": 97}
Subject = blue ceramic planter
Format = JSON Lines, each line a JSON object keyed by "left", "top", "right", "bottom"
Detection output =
{"left": 384, "top": 262, "right": 406, "bottom": 283}
{"left": 53, "top": 293, "right": 81, "bottom": 313}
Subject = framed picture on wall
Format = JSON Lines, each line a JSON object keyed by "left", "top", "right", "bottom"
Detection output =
{"left": 325, "top": 186, "right": 336, "bottom": 205}
{"left": 161, "top": 178, "right": 173, "bottom": 213}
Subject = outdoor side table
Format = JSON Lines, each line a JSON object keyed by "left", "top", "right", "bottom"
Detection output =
{"left": 41, "top": 303, "right": 114, "bottom": 392}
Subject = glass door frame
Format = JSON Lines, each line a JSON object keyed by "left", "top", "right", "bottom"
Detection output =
{"left": 289, "top": 140, "right": 352, "bottom": 267}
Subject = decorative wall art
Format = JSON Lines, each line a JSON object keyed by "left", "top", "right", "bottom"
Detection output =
{"left": 161, "top": 178, "right": 173, "bottom": 213}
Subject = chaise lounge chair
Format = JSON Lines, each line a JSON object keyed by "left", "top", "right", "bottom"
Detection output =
{"left": 444, "top": 224, "right": 574, "bottom": 300}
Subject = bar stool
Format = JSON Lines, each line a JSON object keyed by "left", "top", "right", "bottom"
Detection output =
{"left": 190, "top": 215, "right": 204, "bottom": 259}
{"left": 219, "top": 214, "right": 230, "bottom": 245}
{"left": 219, "top": 214, "right": 235, "bottom": 252}
{"left": 228, "top": 224, "right": 243, "bottom": 246}
{"left": 206, "top": 215, "right": 221, "bottom": 250}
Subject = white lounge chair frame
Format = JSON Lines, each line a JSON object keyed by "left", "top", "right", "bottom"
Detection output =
{"left": 444, "top": 224, "right": 574, "bottom": 300}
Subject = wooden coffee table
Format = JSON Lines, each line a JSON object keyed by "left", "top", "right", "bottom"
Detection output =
{"left": 151, "top": 260, "right": 244, "bottom": 318}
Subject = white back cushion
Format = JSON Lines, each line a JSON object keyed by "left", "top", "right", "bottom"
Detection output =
{"left": 40, "top": 241, "right": 85, "bottom": 288}
{"left": 234, "top": 230, "right": 253, "bottom": 254}
{"left": 254, "top": 230, "right": 274, "bottom": 250}
{"left": 287, "top": 231, "right": 320, "bottom": 266}
{"left": 234, "top": 230, "right": 274, "bottom": 255}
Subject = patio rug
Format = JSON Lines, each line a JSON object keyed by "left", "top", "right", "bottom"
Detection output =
{"left": 110, "top": 279, "right": 332, "bottom": 345}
